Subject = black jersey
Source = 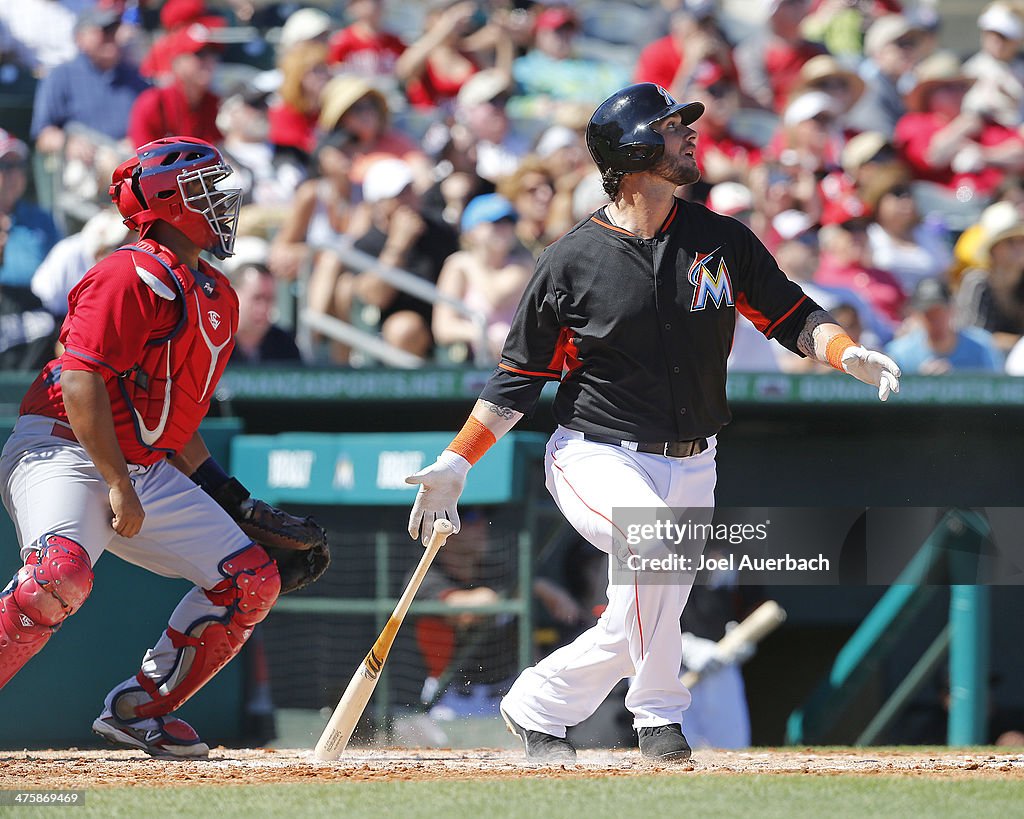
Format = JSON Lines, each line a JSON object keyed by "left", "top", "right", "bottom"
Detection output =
{"left": 479, "top": 198, "right": 822, "bottom": 441}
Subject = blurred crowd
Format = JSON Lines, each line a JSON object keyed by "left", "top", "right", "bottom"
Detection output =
{"left": 4, "top": 0, "right": 1024, "bottom": 376}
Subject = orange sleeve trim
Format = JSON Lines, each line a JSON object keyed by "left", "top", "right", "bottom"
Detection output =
{"left": 446, "top": 416, "right": 497, "bottom": 465}
{"left": 498, "top": 362, "right": 561, "bottom": 379}
{"left": 826, "top": 333, "right": 856, "bottom": 371}
{"left": 765, "top": 295, "right": 808, "bottom": 337}
{"left": 735, "top": 292, "right": 771, "bottom": 333}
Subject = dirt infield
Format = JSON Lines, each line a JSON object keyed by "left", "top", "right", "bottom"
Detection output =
{"left": 2, "top": 747, "right": 1022, "bottom": 788}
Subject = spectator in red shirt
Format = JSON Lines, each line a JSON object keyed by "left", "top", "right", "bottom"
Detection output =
{"left": 734, "top": 0, "right": 825, "bottom": 112}
{"left": 895, "top": 52, "right": 1024, "bottom": 198}
{"left": 397, "top": 1, "right": 484, "bottom": 111}
{"left": 327, "top": 0, "right": 406, "bottom": 78}
{"left": 127, "top": 26, "right": 223, "bottom": 148}
{"left": 267, "top": 41, "right": 331, "bottom": 166}
{"left": 633, "top": 0, "right": 738, "bottom": 101}
{"left": 816, "top": 217, "right": 907, "bottom": 325}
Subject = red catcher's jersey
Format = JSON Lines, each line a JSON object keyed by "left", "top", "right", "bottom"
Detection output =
{"left": 20, "top": 241, "right": 238, "bottom": 465}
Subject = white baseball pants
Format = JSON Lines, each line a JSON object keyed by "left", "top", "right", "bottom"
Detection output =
{"left": 501, "top": 425, "right": 717, "bottom": 737}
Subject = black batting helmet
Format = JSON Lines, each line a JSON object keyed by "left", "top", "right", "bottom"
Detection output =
{"left": 586, "top": 83, "right": 704, "bottom": 174}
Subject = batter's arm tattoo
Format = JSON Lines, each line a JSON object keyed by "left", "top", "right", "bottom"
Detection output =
{"left": 481, "top": 400, "right": 516, "bottom": 421}
{"left": 797, "top": 309, "right": 844, "bottom": 360}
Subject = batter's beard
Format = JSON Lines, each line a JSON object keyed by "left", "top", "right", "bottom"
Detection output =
{"left": 653, "top": 154, "right": 701, "bottom": 187}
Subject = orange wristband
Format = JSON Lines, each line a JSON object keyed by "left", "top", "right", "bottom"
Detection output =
{"left": 825, "top": 333, "right": 856, "bottom": 371}
{"left": 445, "top": 416, "right": 496, "bottom": 465}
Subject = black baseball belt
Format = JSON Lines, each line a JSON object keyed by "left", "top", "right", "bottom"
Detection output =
{"left": 582, "top": 433, "right": 709, "bottom": 459}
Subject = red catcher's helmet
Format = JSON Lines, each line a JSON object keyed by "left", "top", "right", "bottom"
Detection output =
{"left": 109, "top": 137, "right": 241, "bottom": 259}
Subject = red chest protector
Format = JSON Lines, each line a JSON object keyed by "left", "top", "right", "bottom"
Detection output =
{"left": 114, "top": 240, "right": 237, "bottom": 460}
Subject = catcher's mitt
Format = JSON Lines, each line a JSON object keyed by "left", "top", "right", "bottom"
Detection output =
{"left": 213, "top": 478, "right": 331, "bottom": 594}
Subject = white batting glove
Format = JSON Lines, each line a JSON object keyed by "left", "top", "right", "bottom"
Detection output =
{"left": 680, "top": 632, "right": 723, "bottom": 676}
{"left": 405, "top": 450, "right": 470, "bottom": 546}
{"left": 840, "top": 346, "right": 901, "bottom": 402}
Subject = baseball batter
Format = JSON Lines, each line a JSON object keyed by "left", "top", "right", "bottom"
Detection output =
{"left": 407, "top": 83, "right": 900, "bottom": 763}
{"left": 0, "top": 137, "right": 327, "bottom": 758}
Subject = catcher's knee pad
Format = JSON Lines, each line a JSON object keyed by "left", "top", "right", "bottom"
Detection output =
{"left": 125, "top": 544, "right": 280, "bottom": 720}
{"left": 0, "top": 534, "right": 94, "bottom": 689}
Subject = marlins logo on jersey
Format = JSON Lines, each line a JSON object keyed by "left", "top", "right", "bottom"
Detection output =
{"left": 688, "top": 247, "right": 734, "bottom": 311}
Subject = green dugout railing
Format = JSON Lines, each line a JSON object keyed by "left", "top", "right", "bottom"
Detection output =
{"left": 786, "top": 508, "right": 992, "bottom": 746}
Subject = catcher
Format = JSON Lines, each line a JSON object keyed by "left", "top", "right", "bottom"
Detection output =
{"left": 0, "top": 137, "right": 328, "bottom": 758}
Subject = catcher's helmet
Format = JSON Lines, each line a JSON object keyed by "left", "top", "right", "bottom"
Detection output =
{"left": 586, "top": 83, "right": 704, "bottom": 174}
{"left": 109, "top": 137, "right": 241, "bottom": 259}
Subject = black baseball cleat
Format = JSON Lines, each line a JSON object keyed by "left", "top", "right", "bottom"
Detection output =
{"left": 638, "top": 724, "right": 692, "bottom": 762}
{"left": 500, "top": 705, "right": 577, "bottom": 763}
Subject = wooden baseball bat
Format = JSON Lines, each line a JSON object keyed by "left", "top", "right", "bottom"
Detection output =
{"left": 680, "top": 600, "right": 786, "bottom": 689}
{"left": 314, "top": 518, "right": 455, "bottom": 760}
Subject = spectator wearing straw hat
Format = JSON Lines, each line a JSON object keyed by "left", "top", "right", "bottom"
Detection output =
{"left": 894, "top": 52, "right": 1024, "bottom": 197}
{"left": 956, "top": 201, "right": 1024, "bottom": 353}
{"left": 791, "top": 54, "right": 865, "bottom": 136}
{"left": 127, "top": 21, "right": 224, "bottom": 146}
{"left": 318, "top": 74, "right": 429, "bottom": 191}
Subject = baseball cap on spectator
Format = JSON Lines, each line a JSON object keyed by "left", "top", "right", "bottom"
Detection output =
{"left": 320, "top": 76, "right": 388, "bottom": 131}
{"left": 707, "top": 182, "right": 753, "bottom": 217}
{"left": 535, "top": 7, "right": 579, "bottom": 33}
{"left": 794, "top": 55, "right": 865, "bottom": 105}
{"left": 978, "top": 3, "right": 1024, "bottom": 41}
{"left": 362, "top": 158, "right": 414, "bottom": 203}
{"left": 783, "top": 91, "right": 838, "bottom": 126}
{"left": 980, "top": 201, "right": 1024, "bottom": 260}
{"left": 456, "top": 69, "right": 511, "bottom": 109}
{"left": 0, "top": 129, "right": 29, "bottom": 161}
{"left": 864, "top": 15, "right": 923, "bottom": 56}
{"left": 461, "top": 194, "right": 517, "bottom": 232}
{"left": 840, "top": 131, "right": 892, "bottom": 174}
{"left": 904, "top": 52, "right": 972, "bottom": 112}
{"left": 279, "top": 8, "right": 333, "bottom": 51}
{"left": 536, "top": 125, "right": 578, "bottom": 159}
{"left": 168, "top": 22, "right": 226, "bottom": 59}
{"left": 910, "top": 277, "right": 950, "bottom": 311}
{"left": 75, "top": 6, "right": 122, "bottom": 32}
